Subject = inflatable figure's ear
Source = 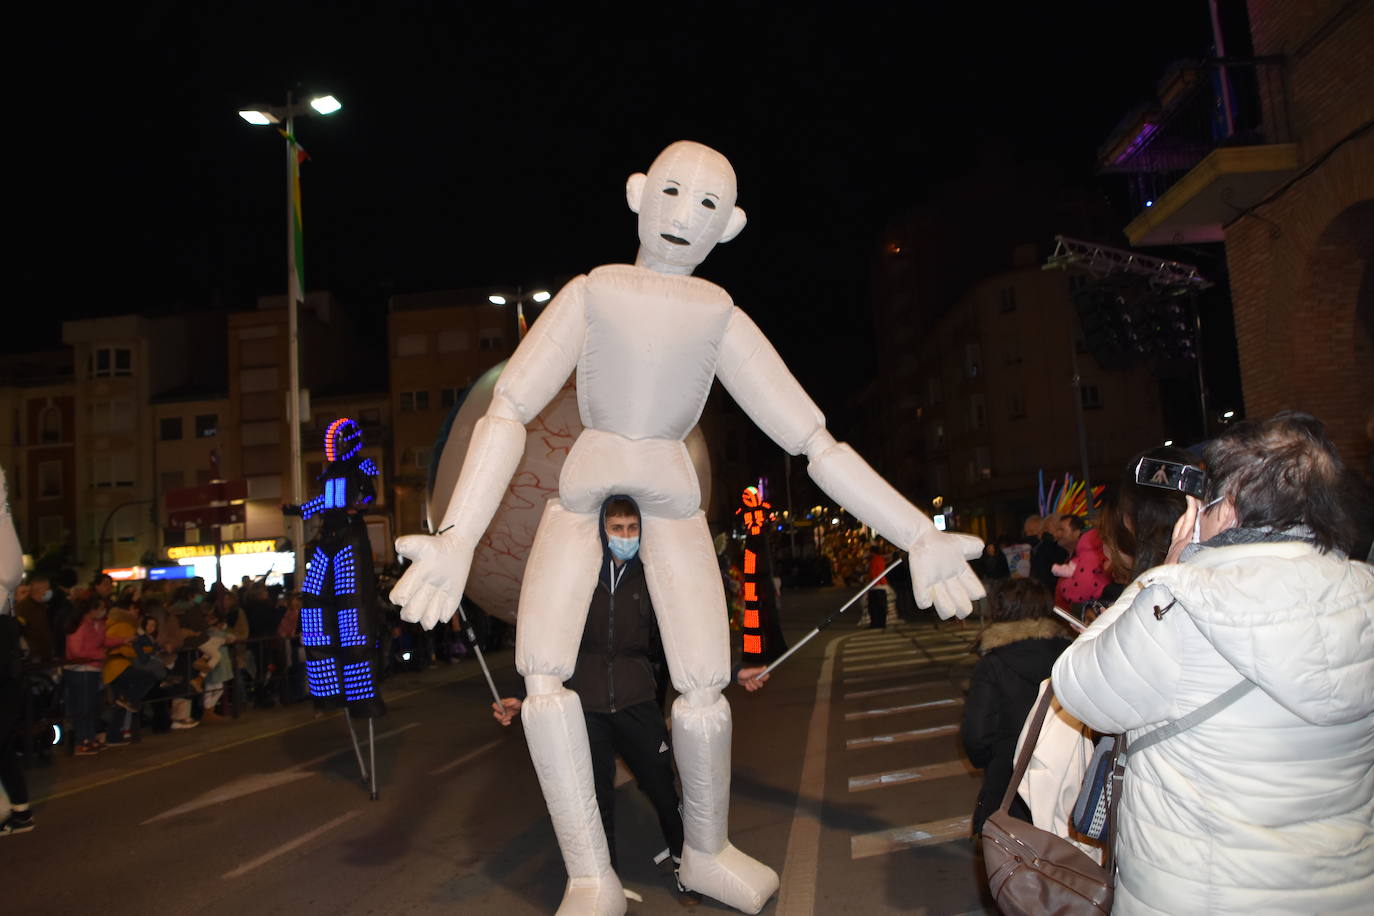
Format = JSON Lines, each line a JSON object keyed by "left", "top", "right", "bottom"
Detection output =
{"left": 720, "top": 206, "right": 747, "bottom": 243}
{"left": 626, "top": 173, "right": 647, "bottom": 213}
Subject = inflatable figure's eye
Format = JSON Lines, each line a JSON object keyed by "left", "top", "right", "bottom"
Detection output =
{"left": 662, "top": 186, "right": 679, "bottom": 196}
{"left": 701, "top": 199, "right": 716, "bottom": 210}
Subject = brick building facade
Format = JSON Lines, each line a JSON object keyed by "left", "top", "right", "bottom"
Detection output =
{"left": 1225, "top": 0, "right": 1373, "bottom": 472}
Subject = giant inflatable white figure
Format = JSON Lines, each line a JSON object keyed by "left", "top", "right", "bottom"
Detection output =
{"left": 393, "top": 141, "right": 986, "bottom": 915}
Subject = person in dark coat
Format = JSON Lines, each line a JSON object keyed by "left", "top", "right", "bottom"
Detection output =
{"left": 493, "top": 495, "right": 695, "bottom": 900}
{"left": 961, "top": 578, "right": 1071, "bottom": 834}
{"left": 1027, "top": 514, "right": 1069, "bottom": 592}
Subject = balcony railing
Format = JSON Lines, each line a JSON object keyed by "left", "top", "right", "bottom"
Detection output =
{"left": 1098, "top": 57, "right": 1291, "bottom": 213}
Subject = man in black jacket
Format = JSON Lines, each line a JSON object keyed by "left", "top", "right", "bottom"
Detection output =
{"left": 494, "top": 495, "right": 692, "bottom": 900}
{"left": 495, "top": 495, "right": 768, "bottom": 903}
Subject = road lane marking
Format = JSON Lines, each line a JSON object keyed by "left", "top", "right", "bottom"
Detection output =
{"left": 846, "top": 723, "right": 960, "bottom": 750}
{"left": 844, "top": 697, "right": 962, "bottom": 720}
{"left": 848, "top": 759, "right": 972, "bottom": 792}
{"left": 850, "top": 815, "right": 971, "bottom": 859}
{"left": 142, "top": 722, "right": 422, "bottom": 824}
{"left": 842, "top": 669, "right": 951, "bottom": 687}
{"left": 222, "top": 809, "right": 363, "bottom": 879}
{"left": 774, "top": 635, "right": 841, "bottom": 916}
{"left": 843, "top": 653, "right": 970, "bottom": 673}
{"left": 844, "top": 681, "right": 950, "bottom": 700}
{"left": 429, "top": 737, "right": 503, "bottom": 775}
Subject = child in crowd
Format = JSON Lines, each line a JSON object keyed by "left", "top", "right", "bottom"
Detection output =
{"left": 64, "top": 600, "right": 108, "bottom": 756}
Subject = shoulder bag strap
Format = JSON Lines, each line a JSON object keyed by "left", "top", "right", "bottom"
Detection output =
{"left": 1124, "top": 679, "right": 1256, "bottom": 758}
{"left": 997, "top": 682, "right": 1057, "bottom": 814}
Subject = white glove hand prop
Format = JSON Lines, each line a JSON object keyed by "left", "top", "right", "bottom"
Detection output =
{"left": 390, "top": 533, "right": 474, "bottom": 630}
{"left": 908, "top": 531, "right": 986, "bottom": 620}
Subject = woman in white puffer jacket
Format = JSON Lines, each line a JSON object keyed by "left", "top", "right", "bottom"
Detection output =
{"left": 1053, "top": 412, "right": 1374, "bottom": 915}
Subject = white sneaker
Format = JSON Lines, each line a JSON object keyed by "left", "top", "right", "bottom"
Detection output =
{"left": 171, "top": 719, "right": 200, "bottom": 730}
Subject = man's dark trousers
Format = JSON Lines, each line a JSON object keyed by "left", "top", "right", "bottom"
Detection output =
{"left": 585, "top": 699, "right": 682, "bottom": 870}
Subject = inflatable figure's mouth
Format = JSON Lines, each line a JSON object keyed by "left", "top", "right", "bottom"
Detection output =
{"left": 660, "top": 233, "right": 690, "bottom": 246}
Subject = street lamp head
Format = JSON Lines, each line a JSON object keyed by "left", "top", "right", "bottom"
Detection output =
{"left": 239, "top": 109, "right": 281, "bottom": 126}
{"left": 488, "top": 295, "right": 507, "bottom": 306}
{"left": 310, "top": 95, "right": 342, "bottom": 115}
{"left": 532, "top": 290, "right": 552, "bottom": 303}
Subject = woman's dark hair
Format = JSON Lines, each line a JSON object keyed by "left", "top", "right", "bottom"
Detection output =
{"left": 1102, "top": 446, "right": 1192, "bottom": 580}
{"left": 1203, "top": 411, "right": 1353, "bottom": 553}
{"left": 66, "top": 597, "right": 96, "bottom": 634}
{"left": 989, "top": 578, "right": 1053, "bottom": 622}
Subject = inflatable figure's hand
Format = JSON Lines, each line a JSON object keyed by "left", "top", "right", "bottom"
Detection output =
{"left": 907, "top": 530, "right": 986, "bottom": 620}
{"left": 391, "top": 533, "right": 474, "bottom": 630}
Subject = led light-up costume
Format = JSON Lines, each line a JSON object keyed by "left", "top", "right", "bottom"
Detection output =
{"left": 392, "top": 141, "right": 985, "bottom": 915}
{"left": 285, "top": 419, "right": 386, "bottom": 721}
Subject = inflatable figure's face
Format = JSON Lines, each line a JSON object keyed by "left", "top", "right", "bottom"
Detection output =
{"left": 627, "top": 141, "right": 747, "bottom": 274}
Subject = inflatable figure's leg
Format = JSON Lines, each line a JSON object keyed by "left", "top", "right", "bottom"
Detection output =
{"left": 641, "top": 512, "right": 779, "bottom": 915}
{"left": 514, "top": 500, "right": 623, "bottom": 916}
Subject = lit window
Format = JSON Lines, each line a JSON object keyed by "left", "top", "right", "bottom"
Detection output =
{"left": 195, "top": 414, "right": 218, "bottom": 438}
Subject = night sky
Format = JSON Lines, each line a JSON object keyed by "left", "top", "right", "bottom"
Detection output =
{"left": 27, "top": 1, "right": 1236, "bottom": 415}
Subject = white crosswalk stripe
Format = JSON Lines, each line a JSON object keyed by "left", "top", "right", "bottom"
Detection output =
{"left": 832, "top": 624, "right": 983, "bottom": 863}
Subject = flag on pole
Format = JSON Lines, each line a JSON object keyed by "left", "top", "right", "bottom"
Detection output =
{"left": 279, "top": 129, "right": 309, "bottom": 304}
{"left": 517, "top": 300, "right": 529, "bottom": 339}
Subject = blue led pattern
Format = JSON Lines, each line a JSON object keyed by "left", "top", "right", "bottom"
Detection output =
{"left": 334, "top": 545, "right": 357, "bottom": 597}
{"left": 358, "top": 458, "right": 379, "bottom": 477}
{"left": 338, "top": 608, "right": 366, "bottom": 647}
{"left": 307, "top": 659, "right": 340, "bottom": 697}
{"left": 342, "top": 661, "right": 375, "bottom": 701}
{"left": 324, "top": 477, "right": 345, "bottom": 509}
{"left": 301, "top": 606, "right": 329, "bottom": 647}
{"left": 302, "top": 548, "right": 329, "bottom": 596}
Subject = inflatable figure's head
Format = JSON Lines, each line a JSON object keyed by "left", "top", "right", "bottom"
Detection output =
{"left": 324, "top": 418, "right": 364, "bottom": 463}
{"left": 627, "top": 140, "right": 747, "bottom": 275}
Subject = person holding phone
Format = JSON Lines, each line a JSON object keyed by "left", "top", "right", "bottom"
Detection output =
{"left": 1052, "top": 412, "right": 1374, "bottom": 914}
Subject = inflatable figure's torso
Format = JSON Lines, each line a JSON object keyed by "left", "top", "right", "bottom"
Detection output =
{"left": 577, "top": 265, "right": 733, "bottom": 442}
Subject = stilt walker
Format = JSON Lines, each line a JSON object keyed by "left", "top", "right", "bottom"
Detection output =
{"left": 284, "top": 418, "right": 387, "bottom": 800}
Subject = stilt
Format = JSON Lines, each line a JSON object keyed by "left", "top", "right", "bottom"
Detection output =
{"left": 344, "top": 709, "right": 369, "bottom": 783}
{"left": 367, "top": 718, "right": 378, "bottom": 801}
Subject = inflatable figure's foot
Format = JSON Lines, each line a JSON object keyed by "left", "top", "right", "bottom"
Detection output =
{"left": 677, "top": 843, "right": 779, "bottom": 914}
{"left": 556, "top": 871, "right": 627, "bottom": 916}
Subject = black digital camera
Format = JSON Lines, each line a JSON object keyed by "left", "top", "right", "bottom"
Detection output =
{"left": 1134, "top": 456, "right": 1207, "bottom": 499}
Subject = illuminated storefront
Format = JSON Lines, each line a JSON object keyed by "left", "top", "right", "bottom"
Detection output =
{"left": 165, "top": 538, "right": 296, "bottom": 587}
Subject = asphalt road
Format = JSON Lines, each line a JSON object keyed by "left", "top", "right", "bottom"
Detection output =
{"left": 3, "top": 588, "right": 1000, "bottom": 915}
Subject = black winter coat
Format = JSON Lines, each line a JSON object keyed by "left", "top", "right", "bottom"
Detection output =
{"left": 563, "top": 495, "right": 664, "bottom": 714}
{"left": 962, "top": 617, "right": 1071, "bottom": 832}
{"left": 564, "top": 559, "right": 662, "bottom": 714}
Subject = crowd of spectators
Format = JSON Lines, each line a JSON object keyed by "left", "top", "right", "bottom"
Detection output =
{"left": 8, "top": 568, "right": 500, "bottom": 763}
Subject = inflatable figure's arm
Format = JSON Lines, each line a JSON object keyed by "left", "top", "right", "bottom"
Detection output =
{"left": 716, "top": 308, "right": 984, "bottom": 619}
{"left": 392, "top": 276, "right": 589, "bottom": 629}
{"left": 358, "top": 458, "right": 379, "bottom": 478}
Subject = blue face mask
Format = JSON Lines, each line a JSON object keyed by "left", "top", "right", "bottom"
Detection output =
{"left": 608, "top": 536, "right": 640, "bottom": 562}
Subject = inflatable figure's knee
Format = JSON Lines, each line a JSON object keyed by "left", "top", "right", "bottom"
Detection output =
{"left": 678, "top": 843, "right": 779, "bottom": 915}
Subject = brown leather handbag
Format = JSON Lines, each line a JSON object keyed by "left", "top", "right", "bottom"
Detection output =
{"left": 981, "top": 685, "right": 1114, "bottom": 915}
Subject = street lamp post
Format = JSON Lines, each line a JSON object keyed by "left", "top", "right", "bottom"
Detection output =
{"left": 488, "top": 286, "right": 551, "bottom": 341}
{"left": 239, "top": 92, "right": 341, "bottom": 578}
